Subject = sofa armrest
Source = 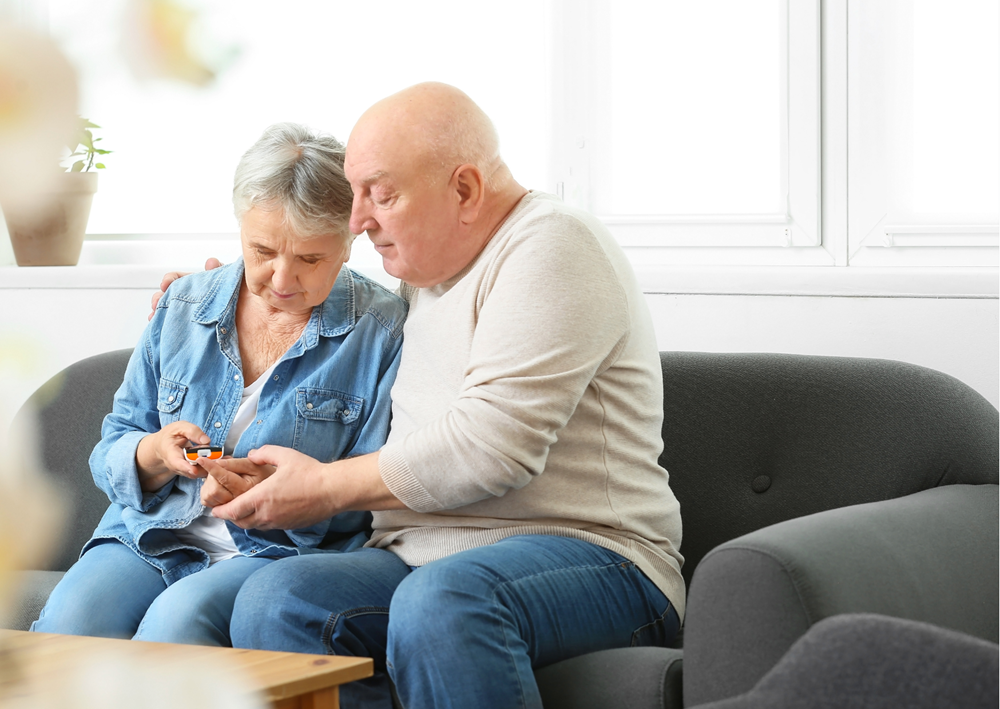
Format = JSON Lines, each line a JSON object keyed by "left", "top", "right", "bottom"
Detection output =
{"left": 682, "top": 484, "right": 999, "bottom": 706}
{"left": 0, "top": 570, "right": 65, "bottom": 631}
{"left": 535, "top": 646, "right": 684, "bottom": 709}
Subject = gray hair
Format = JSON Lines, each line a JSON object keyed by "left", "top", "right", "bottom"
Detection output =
{"left": 233, "top": 123, "right": 354, "bottom": 242}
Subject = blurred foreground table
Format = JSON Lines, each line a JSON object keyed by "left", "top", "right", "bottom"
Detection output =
{"left": 0, "top": 629, "right": 372, "bottom": 708}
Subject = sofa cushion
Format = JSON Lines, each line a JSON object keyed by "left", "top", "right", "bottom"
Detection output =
{"left": 535, "top": 646, "right": 684, "bottom": 709}
{"left": 659, "top": 352, "right": 1000, "bottom": 589}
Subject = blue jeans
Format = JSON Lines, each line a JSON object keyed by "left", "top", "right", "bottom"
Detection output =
{"left": 31, "top": 539, "right": 272, "bottom": 645}
{"left": 231, "top": 535, "right": 679, "bottom": 709}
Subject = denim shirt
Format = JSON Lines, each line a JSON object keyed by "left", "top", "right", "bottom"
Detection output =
{"left": 87, "top": 260, "right": 407, "bottom": 585}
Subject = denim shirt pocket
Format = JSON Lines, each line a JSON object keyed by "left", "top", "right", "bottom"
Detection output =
{"left": 157, "top": 379, "right": 188, "bottom": 425}
{"left": 292, "top": 387, "right": 363, "bottom": 461}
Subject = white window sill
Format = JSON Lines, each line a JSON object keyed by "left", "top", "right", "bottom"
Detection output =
{"left": 0, "top": 238, "right": 996, "bottom": 298}
{"left": 631, "top": 265, "right": 998, "bottom": 299}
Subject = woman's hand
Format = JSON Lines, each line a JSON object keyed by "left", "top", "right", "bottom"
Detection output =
{"left": 197, "top": 456, "right": 276, "bottom": 507}
{"left": 135, "top": 421, "right": 211, "bottom": 491}
{"left": 148, "top": 258, "right": 224, "bottom": 320}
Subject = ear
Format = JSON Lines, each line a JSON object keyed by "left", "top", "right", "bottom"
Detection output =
{"left": 452, "top": 164, "right": 486, "bottom": 225}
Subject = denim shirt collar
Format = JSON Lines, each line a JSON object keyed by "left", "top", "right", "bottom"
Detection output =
{"left": 190, "top": 258, "right": 358, "bottom": 350}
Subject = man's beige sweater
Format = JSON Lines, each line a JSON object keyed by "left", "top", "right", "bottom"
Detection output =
{"left": 371, "top": 191, "right": 685, "bottom": 617}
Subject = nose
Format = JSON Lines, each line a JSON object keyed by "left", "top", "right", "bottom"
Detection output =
{"left": 271, "top": 259, "right": 298, "bottom": 292}
{"left": 349, "top": 193, "right": 376, "bottom": 236}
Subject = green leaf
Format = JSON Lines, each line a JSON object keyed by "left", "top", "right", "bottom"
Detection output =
{"left": 71, "top": 161, "right": 84, "bottom": 172}
{"left": 80, "top": 118, "right": 100, "bottom": 129}
{"left": 94, "top": 148, "right": 112, "bottom": 155}
{"left": 95, "top": 163, "right": 106, "bottom": 169}
{"left": 81, "top": 130, "right": 94, "bottom": 150}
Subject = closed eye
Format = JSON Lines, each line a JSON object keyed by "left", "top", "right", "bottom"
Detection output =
{"left": 371, "top": 187, "right": 397, "bottom": 208}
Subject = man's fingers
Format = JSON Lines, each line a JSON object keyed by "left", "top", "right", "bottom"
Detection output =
{"left": 212, "top": 490, "right": 261, "bottom": 528}
{"left": 149, "top": 291, "right": 164, "bottom": 321}
{"left": 247, "top": 444, "right": 284, "bottom": 467}
{"left": 151, "top": 270, "right": 192, "bottom": 319}
{"left": 205, "top": 257, "right": 223, "bottom": 270}
{"left": 202, "top": 461, "right": 252, "bottom": 495}
{"left": 200, "top": 472, "right": 235, "bottom": 507}
{"left": 211, "top": 457, "right": 261, "bottom": 474}
{"left": 158, "top": 270, "right": 187, "bottom": 292}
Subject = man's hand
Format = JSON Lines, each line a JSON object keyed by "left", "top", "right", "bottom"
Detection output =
{"left": 135, "top": 421, "right": 210, "bottom": 491}
{"left": 149, "top": 257, "right": 223, "bottom": 320}
{"left": 210, "top": 446, "right": 339, "bottom": 530}
{"left": 210, "top": 447, "right": 406, "bottom": 530}
{"left": 197, "top": 456, "right": 275, "bottom": 507}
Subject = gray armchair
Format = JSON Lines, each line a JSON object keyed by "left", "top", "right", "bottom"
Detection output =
{"left": 5, "top": 350, "right": 999, "bottom": 709}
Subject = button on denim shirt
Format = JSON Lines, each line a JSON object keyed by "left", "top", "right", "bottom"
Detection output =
{"left": 87, "top": 260, "right": 407, "bottom": 585}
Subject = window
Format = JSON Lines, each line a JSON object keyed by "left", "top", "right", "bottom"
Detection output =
{"left": 44, "top": 0, "right": 552, "bottom": 236}
{"left": 7, "top": 0, "right": 999, "bottom": 272}
{"left": 847, "top": 0, "right": 999, "bottom": 267}
{"left": 552, "top": 0, "right": 822, "bottom": 256}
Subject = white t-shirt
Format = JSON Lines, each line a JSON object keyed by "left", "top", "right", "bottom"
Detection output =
{"left": 173, "top": 360, "right": 280, "bottom": 565}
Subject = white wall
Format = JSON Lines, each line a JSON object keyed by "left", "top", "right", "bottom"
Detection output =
{"left": 646, "top": 293, "right": 998, "bottom": 407}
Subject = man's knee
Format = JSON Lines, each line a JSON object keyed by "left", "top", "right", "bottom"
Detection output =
{"left": 231, "top": 550, "right": 409, "bottom": 653}
{"left": 389, "top": 555, "right": 499, "bottom": 638}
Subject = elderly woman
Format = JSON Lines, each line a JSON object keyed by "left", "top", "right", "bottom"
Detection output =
{"left": 31, "top": 123, "right": 407, "bottom": 646}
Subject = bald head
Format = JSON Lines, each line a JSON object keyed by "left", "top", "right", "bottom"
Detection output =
{"left": 350, "top": 82, "right": 507, "bottom": 188}
{"left": 344, "top": 82, "right": 527, "bottom": 288}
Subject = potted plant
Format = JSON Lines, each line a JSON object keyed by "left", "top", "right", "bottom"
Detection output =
{"left": 3, "top": 117, "right": 111, "bottom": 266}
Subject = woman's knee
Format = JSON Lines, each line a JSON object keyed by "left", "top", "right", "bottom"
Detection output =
{"left": 32, "top": 541, "right": 164, "bottom": 638}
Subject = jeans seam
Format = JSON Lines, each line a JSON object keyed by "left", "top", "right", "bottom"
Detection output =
{"left": 488, "top": 556, "right": 631, "bottom": 708}
{"left": 321, "top": 605, "right": 390, "bottom": 655}
{"left": 491, "top": 586, "right": 531, "bottom": 709}
{"left": 630, "top": 602, "right": 676, "bottom": 647}
{"left": 134, "top": 616, "right": 146, "bottom": 639}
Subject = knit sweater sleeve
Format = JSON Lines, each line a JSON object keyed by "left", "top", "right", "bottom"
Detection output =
{"left": 378, "top": 209, "right": 631, "bottom": 512}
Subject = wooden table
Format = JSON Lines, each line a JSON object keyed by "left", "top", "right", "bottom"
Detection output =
{"left": 0, "top": 629, "right": 372, "bottom": 708}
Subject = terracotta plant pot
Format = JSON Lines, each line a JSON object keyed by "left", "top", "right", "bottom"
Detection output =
{"left": 3, "top": 171, "right": 98, "bottom": 266}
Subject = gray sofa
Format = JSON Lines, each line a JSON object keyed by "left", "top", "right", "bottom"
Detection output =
{"left": 5, "top": 349, "right": 999, "bottom": 708}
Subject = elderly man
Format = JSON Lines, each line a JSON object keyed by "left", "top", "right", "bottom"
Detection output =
{"left": 187, "top": 82, "right": 683, "bottom": 709}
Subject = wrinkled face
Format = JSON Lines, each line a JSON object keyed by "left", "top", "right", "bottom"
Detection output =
{"left": 240, "top": 206, "right": 348, "bottom": 314}
{"left": 345, "top": 125, "right": 465, "bottom": 288}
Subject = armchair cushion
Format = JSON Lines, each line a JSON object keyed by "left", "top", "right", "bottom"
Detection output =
{"left": 682, "top": 484, "right": 999, "bottom": 706}
{"left": 693, "top": 614, "right": 999, "bottom": 709}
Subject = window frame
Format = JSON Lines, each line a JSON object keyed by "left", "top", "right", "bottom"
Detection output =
{"left": 845, "top": 0, "right": 1000, "bottom": 267}
{"left": 549, "top": 0, "right": 829, "bottom": 265}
